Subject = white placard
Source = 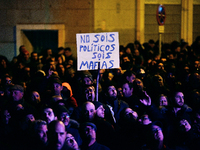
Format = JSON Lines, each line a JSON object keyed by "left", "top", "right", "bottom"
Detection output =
{"left": 76, "top": 32, "right": 119, "bottom": 71}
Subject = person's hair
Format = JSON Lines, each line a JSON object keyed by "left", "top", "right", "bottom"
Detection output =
{"left": 122, "top": 81, "right": 133, "bottom": 90}
{"left": 19, "top": 45, "right": 25, "bottom": 53}
{"left": 64, "top": 47, "right": 71, "bottom": 52}
{"left": 32, "top": 120, "right": 47, "bottom": 131}
{"left": 148, "top": 39, "right": 155, "bottom": 44}
{"left": 48, "top": 120, "right": 64, "bottom": 133}
{"left": 58, "top": 47, "right": 64, "bottom": 52}
{"left": 103, "top": 80, "right": 117, "bottom": 92}
{"left": 29, "top": 119, "right": 47, "bottom": 138}
{"left": 40, "top": 104, "right": 55, "bottom": 115}
{"left": 125, "top": 43, "right": 135, "bottom": 53}
{"left": 123, "top": 70, "right": 136, "bottom": 78}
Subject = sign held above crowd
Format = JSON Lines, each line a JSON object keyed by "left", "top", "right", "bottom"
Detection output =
{"left": 76, "top": 32, "right": 119, "bottom": 71}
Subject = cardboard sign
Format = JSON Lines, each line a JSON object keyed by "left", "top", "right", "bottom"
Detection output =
{"left": 76, "top": 32, "right": 119, "bottom": 71}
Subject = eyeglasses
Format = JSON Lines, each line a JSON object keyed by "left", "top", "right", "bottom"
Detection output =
{"left": 61, "top": 113, "right": 70, "bottom": 118}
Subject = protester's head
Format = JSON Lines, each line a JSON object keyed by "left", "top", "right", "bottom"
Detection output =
{"left": 24, "top": 112, "right": 35, "bottom": 123}
{"left": 51, "top": 78, "right": 63, "bottom": 96}
{"left": 84, "top": 85, "right": 95, "bottom": 102}
{"left": 92, "top": 101, "right": 105, "bottom": 119}
{"left": 139, "top": 114, "right": 152, "bottom": 125}
{"left": 122, "top": 82, "right": 133, "bottom": 98}
{"left": 123, "top": 107, "right": 138, "bottom": 123}
{"left": 65, "top": 133, "right": 79, "bottom": 150}
{"left": 31, "top": 91, "right": 41, "bottom": 104}
{"left": 133, "top": 78, "right": 144, "bottom": 92}
{"left": 80, "top": 122, "right": 97, "bottom": 144}
{"left": 149, "top": 121, "right": 164, "bottom": 141}
{"left": 56, "top": 105, "right": 70, "bottom": 126}
{"left": 41, "top": 105, "right": 57, "bottom": 124}
{"left": 19, "top": 45, "right": 26, "bottom": 54}
{"left": 157, "top": 94, "right": 168, "bottom": 106}
{"left": 105, "top": 83, "right": 117, "bottom": 99}
{"left": 2, "top": 75, "right": 13, "bottom": 86}
{"left": 123, "top": 70, "right": 136, "bottom": 83}
{"left": 83, "top": 74, "right": 93, "bottom": 86}
{"left": 31, "top": 52, "right": 38, "bottom": 61}
{"left": 22, "top": 49, "right": 30, "bottom": 61}
{"left": 48, "top": 120, "right": 67, "bottom": 150}
{"left": 31, "top": 120, "right": 48, "bottom": 145}
{"left": 10, "top": 84, "right": 24, "bottom": 101}
{"left": 172, "top": 90, "right": 184, "bottom": 107}
{"left": 82, "top": 102, "right": 96, "bottom": 121}
{"left": 152, "top": 74, "right": 164, "bottom": 88}
{"left": 64, "top": 47, "right": 72, "bottom": 57}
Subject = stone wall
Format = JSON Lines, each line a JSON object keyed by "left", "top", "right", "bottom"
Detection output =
{"left": 0, "top": 0, "right": 94, "bottom": 61}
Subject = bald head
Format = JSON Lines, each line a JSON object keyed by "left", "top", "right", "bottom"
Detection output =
{"left": 82, "top": 102, "right": 96, "bottom": 121}
{"left": 48, "top": 120, "right": 67, "bottom": 150}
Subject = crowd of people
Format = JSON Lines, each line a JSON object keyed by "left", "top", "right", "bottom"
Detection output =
{"left": 1, "top": 37, "right": 200, "bottom": 150}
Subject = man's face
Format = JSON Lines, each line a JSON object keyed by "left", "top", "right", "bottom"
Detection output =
{"left": 96, "top": 105, "right": 105, "bottom": 118}
{"left": 53, "top": 83, "right": 63, "bottom": 95}
{"left": 66, "top": 133, "right": 79, "bottom": 150}
{"left": 84, "top": 103, "right": 96, "bottom": 121}
{"left": 124, "top": 108, "right": 138, "bottom": 122}
{"left": 85, "top": 86, "right": 95, "bottom": 101}
{"left": 32, "top": 53, "right": 38, "bottom": 61}
{"left": 31, "top": 91, "right": 41, "bottom": 103}
{"left": 47, "top": 49, "right": 52, "bottom": 55}
{"left": 25, "top": 114, "right": 35, "bottom": 123}
{"left": 151, "top": 125, "right": 164, "bottom": 141}
{"left": 49, "top": 61, "right": 56, "bottom": 70}
{"left": 59, "top": 112, "right": 70, "bottom": 126}
{"left": 11, "top": 90, "right": 23, "bottom": 101}
{"left": 48, "top": 122, "right": 66, "bottom": 150}
{"left": 140, "top": 114, "right": 152, "bottom": 125}
{"left": 154, "top": 76, "right": 164, "bottom": 87}
{"left": 135, "top": 79, "right": 143, "bottom": 91}
{"left": 23, "top": 52, "right": 29, "bottom": 61}
{"left": 42, "top": 108, "right": 56, "bottom": 124}
{"left": 159, "top": 96, "right": 168, "bottom": 106}
{"left": 5, "top": 77, "right": 12, "bottom": 85}
{"left": 123, "top": 56, "right": 130, "bottom": 62}
{"left": 107, "top": 86, "right": 117, "bottom": 99}
{"left": 84, "top": 77, "right": 92, "bottom": 85}
{"left": 122, "top": 83, "right": 133, "bottom": 98}
{"left": 158, "top": 63, "right": 164, "bottom": 70}
{"left": 65, "top": 50, "right": 72, "bottom": 57}
{"left": 37, "top": 124, "right": 48, "bottom": 144}
{"left": 134, "top": 50, "right": 140, "bottom": 56}
{"left": 174, "top": 92, "right": 184, "bottom": 107}
{"left": 84, "top": 125, "right": 96, "bottom": 141}
{"left": 175, "top": 46, "right": 181, "bottom": 53}
{"left": 126, "top": 74, "right": 136, "bottom": 83}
